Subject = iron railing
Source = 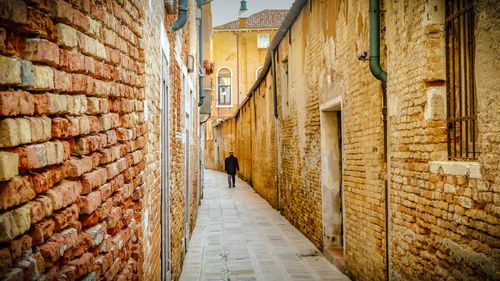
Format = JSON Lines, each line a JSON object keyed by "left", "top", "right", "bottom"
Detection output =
{"left": 445, "top": 0, "right": 478, "bottom": 160}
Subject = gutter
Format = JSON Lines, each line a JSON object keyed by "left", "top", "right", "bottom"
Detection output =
{"left": 171, "top": 0, "right": 188, "bottom": 33}
{"left": 369, "top": 0, "right": 387, "bottom": 83}
{"left": 369, "top": 0, "right": 390, "bottom": 279}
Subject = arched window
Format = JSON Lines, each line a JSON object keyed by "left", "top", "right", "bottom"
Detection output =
{"left": 255, "top": 66, "right": 263, "bottom": 79}
{"left": 217, "top": 67, "right": 232, "bottom": 106}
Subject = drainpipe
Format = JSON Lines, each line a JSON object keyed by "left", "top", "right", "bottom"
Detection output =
{"left": 198, "top": 3, "right": 205, "bottom": 106}
{"left": 369, "top": 0, "right": 389, "bottom": 280}
{"left": 271, "top": 49, "right": 279, "bottom": 208}
{"left": 271, "top": 49, "right": 278, "bottom": 118}
{"left": 369, "top": 0, "right": 387, "bottom": 83}
{"left": 171, "top": 0, "right": 188, "bottom": 33}
{"left": 382, "top": 84, "right": 389, "bottom": 281}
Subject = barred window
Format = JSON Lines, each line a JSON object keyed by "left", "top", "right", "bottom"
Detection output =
{"left": 446, "top": 0, "right": 478, "bottom": 160}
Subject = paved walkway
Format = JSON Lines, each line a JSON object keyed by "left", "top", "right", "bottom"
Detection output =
{"left": 180, "top": 169, "right": 350, "bottom": 281}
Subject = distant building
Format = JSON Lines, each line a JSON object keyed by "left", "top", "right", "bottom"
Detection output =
{"left": 205, "top": 9, "right": 288, "bottom": 169}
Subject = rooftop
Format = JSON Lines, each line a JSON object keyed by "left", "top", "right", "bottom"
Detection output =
{"left": 214, "top": 9, "right": 289, "bottom": 30}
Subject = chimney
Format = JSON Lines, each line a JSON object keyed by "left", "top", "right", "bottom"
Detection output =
{"left": 239, "top": 17, "right": 247, "bottom": 28}
{"left": 238, "top": 0, "right": 248, "bottom": 27}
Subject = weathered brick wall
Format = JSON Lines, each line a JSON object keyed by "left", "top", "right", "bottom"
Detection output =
{"left": 252, "top": 81, "right": 279, "bottom": 208}
{"left": 274, "top": 7, "right": 326, "bottom": 250}
{"left": 0, "top": 0, "right": 146, "bottom": 280}
{"left": 387, "top": 0, "right": 500, "bottom": 280}
{"left": 142, "top": 0, "right": 161, "bottom": 279}
{"left": 213, "top": 0, "right": 499, "bottom": 281}
{"left": 142, "top": 0, "right": 200, "bottom": 280}
{"left": 0, "top": 0, "right": 201, "bottom": 280}
{"left": 319, "top": 0, "right": 387, "bottom": 278}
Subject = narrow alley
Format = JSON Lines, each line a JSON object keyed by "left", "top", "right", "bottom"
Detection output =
{"left": 180, "top": 169, "right": 350, "bottom": 281}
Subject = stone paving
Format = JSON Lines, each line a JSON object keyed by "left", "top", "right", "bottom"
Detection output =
{"left": 179, "top": 169, "right": 351, "bottom": 281}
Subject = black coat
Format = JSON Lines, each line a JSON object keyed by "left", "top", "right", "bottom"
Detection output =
{"left": 225, "top": 155, "right": 239, "bottom": 175}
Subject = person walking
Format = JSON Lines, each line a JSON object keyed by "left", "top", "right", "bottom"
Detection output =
{"left": 224, "top": 151, "right": 239, "bottom": 188}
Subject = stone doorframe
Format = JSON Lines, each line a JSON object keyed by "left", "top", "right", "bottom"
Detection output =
{"left": 319, "top": 95, "right": 345, "bottom": 251}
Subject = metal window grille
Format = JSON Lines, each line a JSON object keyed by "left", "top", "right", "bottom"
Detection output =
{"left": 446, "top": 0, "right": 478, "bottom": 160}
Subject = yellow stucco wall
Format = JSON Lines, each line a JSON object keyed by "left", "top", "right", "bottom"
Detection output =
{"left": 211, "top": 29, "right": 274, "bottom": 107}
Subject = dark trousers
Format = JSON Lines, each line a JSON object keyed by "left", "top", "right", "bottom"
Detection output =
{"left": 227, "top": 173, "right": 235, "bottom": 187}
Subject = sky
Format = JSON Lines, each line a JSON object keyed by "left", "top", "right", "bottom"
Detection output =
{"left": 211, "top": 0, "right": 294, "bottom": 27}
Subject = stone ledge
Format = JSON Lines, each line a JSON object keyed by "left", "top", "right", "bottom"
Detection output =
{"left": 429, "top": 161, "right": 481, "bottom": 178}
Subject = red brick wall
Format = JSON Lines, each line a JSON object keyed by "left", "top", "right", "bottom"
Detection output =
{"left": 0, "top": 0, "right": 202, "bottom": 279}
{"left": 141, "top": 1, "right": 201, "bottom": 280}
{"left": 0, "top": 0, "right": 147, "bottom": 279}
{"left": 141, "top": 1, "right": 162, "bottom": 279}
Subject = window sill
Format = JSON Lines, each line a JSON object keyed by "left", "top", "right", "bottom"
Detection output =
{"left": 216, "top": 104, "right": 233, "bottom": 108}
{"left": 429, "top": 161, "right": 481, "bottom": 178}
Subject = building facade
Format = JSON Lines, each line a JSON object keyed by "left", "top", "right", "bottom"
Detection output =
{"left": 212, "top": 0, "right": 500, "bottom": 280}
{"left": 204, "top": 9, "right": 287, "bottom": 170}
{"left": 0, "top": 0, "right": 207, "bottom": 280}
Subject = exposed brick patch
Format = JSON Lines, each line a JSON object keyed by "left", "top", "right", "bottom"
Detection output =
{"left": 0, "top": 91, "right": 35, "bottom": 116}
{"left": 0, "top": 0, "right": 149, "bottom": 279}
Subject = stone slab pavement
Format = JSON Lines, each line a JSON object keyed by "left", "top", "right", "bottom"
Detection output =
{"left": 179, "top": 169, "right": 351, "bottom": 281}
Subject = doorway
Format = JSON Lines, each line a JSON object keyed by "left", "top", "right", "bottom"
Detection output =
{"left": 160, "top": 53, "right": 171, "bottom": 281}
{"left": 320, "top": 107, "right": 344, "bottom": 269}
